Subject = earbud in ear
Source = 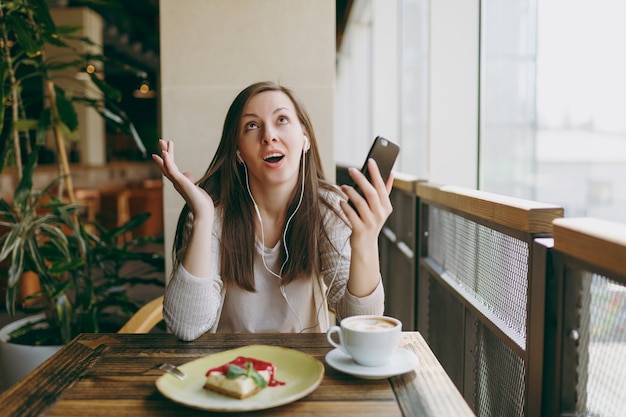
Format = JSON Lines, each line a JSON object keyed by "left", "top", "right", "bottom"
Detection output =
{"left": 303, "top": 136, "right": 310, "bottom": 153}
{"left": 236, "top": 150, "right": 244, "bottom": 164}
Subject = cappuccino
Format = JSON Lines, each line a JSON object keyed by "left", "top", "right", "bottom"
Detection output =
{"left": 344, "top": 317, "right": 397, "bottom": 332}
{"left": 327, "top": 315, "right": 402, "bottom": 366}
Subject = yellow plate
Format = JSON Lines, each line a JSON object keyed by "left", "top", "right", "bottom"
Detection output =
{"left": 155, "top": 344, "right": 324, "bottom": 412}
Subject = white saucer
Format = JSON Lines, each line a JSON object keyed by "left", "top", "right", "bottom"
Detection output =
{"left": 325, "top": 348, "right": 419, "bottom": 380}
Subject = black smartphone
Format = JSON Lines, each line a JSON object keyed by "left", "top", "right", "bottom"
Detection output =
{"left": 349, "top": 136, "right": 400, "bottom": 210}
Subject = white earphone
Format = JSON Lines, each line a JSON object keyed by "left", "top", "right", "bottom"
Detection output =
{"left": 240, "top": 142, "right": 346, "bottom": 333}
{"left": 242, "top": 145, "right": 307, "bottom": 331}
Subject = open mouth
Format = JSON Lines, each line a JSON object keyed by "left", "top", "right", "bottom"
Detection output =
{"left": 264, "top": 153, "right": 284, "bottom": 163}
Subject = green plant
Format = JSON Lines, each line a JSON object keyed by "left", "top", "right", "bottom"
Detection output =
{"left": 0, "top": 0, "right": 148, "bottom": 201}
{"left": 0, "top": 0, "right": 163, "bottom": 346}
{"left": 0, "top": 155, "right": 164, "bottom": 345}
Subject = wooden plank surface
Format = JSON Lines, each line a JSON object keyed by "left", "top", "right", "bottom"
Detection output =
{"left": 416, "top": 182, "right": 564, "bottom": 234}
{"left": 392, "top": 173, "right": 421, "bottom": 193}
{"left": 0, "top": 332, "right": 475, "bottom": 417}
{"left": 553, "top": 217, "right": 626, "bottom": 280}
{"left": 0, "top": 338, "right": 104, "bottom": 417}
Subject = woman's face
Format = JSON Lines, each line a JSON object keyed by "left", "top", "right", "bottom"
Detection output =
{"left": 237, "top": 90, "right": 308, "bottom": 192}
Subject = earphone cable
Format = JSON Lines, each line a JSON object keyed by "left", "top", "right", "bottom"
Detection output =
{"left": 243, "top": 150, "right": 307, "bottom": 331}
{"left": 299, "top": 233, "right": 350, "bottom": 333}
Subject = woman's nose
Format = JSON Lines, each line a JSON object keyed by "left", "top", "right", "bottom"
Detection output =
{"left": 262, "top": 126, "right": 278, "bottom": 144}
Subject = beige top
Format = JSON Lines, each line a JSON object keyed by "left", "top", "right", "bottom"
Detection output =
{"left": 163, "top": 190, "right": 385, "bottom": 340}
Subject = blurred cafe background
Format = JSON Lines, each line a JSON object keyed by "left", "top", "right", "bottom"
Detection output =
{"left": 1, "top": 1, "right": 625, "bottom": 417}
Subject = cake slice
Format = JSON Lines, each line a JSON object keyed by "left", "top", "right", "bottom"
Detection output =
{"left": 204, "top": 356, "right": 282, "bottom": 399}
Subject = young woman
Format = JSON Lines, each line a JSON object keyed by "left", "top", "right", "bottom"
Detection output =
{"left": 153, "top": 81, "right": 394, "bottom": 340}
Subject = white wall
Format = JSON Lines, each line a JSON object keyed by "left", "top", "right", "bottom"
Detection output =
{"left": 159, "top": 0, "right": 335, "bottom": 276}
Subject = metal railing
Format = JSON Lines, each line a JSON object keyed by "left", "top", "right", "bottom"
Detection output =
{"left": 543, "top": 218, "right": 626, "bottom": 417}
{"left": 414, "top": 183, "right": 563, "bottom": 417}
{"left": 338, "top": 168, "right": 626, "bottom": 417}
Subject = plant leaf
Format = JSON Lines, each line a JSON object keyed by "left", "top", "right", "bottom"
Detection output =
{"left": 84, "top": 53, "right": 148, "bottom": 78}
{"left": 95, "top": 105, "right": 124, "bottom": 124}
{"left": 7, "top": 317, "right": 47, "bottom": 340}
{"left": 5, "top": 285, "right": 18, "bottom": 316}
{"left": 88, "top": 72, "right": 122, "bottom": 102}
{"left": 26, "top": 234, "right": 48, "bottom": 278}
{"left": 13, "top": 152, "right": 38, "bottom": 208}
{"left": 127, "top": 121, "right": 147, "bottom": 158}
{"left": 48, "top": 258, "right": 84, "bottom": 274}
{"left": 39, "top": 224, "right": 71, "bottom": 260}
{"left": 47, "top": 58, "right": 84, "bottom": 72}
{"left": 42, "top": 31, "right": 68, "bottom": 48}
{"left": 105, "top": 100, "right": 147, "bottom": 157}
{"left": 36, "top": 108, "right": 52, "bottom": 145}
{"left": 0, "top": 227, "right": 21, "bottom": 264}
{"left": 225, "top": 364, "right": 247, "bottom": 379}
{"left": 55, "top": 86, "right": 79, "bottom": 132}
{"left": 37, "top": 176, "right": 62, "bottom": 200}
{"left": 13, "top": 119, "right": 40, "bottom": 131}
{"left": 55, "top": 294, "right": 73, "bottom": 344}
{"left": 0, "top": 197, "right": 16, "bottom": 216}
{"left": 8, "top": 242, "right": 25, "bottom": 288}
{"left": 7, "top": 14, "right": 42, "bottom": 57}
{"left": 246, "top": 363, "right": 268, "bottom": 388}
{"left": 30, "top": 0, "right": 59, "bottom": 36}
{"left": 113, "top": 212, "right": 150, "bottom": 236}
{"left": 55, "top": 24, "right": 83, "bottom": 37}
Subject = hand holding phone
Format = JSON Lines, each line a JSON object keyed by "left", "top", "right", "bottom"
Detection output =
{"left": 348, "top": 136, "right": 400, "bottom": 211}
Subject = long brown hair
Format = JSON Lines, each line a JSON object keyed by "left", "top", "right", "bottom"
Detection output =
{"left": 172, "top": 81, "right": 342, "bottom": 291}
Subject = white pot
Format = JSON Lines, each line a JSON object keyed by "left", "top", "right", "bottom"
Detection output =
{"left": 0, "top": 313, "right": 62, "bottom": 391}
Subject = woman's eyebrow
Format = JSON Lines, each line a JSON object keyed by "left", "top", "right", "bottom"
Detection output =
{"left": 242, "top": 107, "right": 290, "bottom": 119}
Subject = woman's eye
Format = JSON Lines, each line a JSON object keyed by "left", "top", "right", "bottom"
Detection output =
{"left": 277, "top": 116, "right": 288, "bottom": 125}
{"left": 244, "top": 121, "right": 259, "bottom": 131}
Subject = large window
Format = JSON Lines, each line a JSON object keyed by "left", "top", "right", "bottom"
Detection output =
{"left": 480, "top": 0, "right": 626, "bottom": 222}
{"left": 398, "top": 0, "right": 429, "bottom": 178}
{"left": 338, "top": 0, "right": 626, "bottom": 223}
{"left": 479, "top": 0, "right": 537, "bottom": 200}
{"left": 335, "top": 0, "right": 429, "bottom": 178}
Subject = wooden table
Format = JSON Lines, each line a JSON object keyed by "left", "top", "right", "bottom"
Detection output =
{"left": 0, "top": 332, "right": 475, "bottom": 416}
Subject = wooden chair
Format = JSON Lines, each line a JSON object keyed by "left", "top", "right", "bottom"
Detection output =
{"left": 118, "top": 295, "right": 164, "bottom": 334}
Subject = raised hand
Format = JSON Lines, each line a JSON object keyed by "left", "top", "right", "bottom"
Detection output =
{"left": 341, "top": 158, "right": 394, "bottom": 243}
{"left": 340, "top": 158, "right": 394, "bottom": 297}
{"left": 152, "top": 139, "right": 215, "bottom": 221}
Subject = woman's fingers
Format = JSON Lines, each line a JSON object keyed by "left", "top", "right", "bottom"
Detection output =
{"left": 341, "top": 159, "right": 393, "bottom": 232}
{"left": 183, "top": 171, "right": 196, "bottom": 182}
{"left": 364, "top": 159, "right": 393, "bottom": 206}
{"left": 156, "top": 140, "right": 193, "bottom": 191}
{"left": 152, "top": 140, "right": 214, "bottom": 214}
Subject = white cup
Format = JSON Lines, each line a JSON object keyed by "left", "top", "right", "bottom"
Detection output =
{"left": 326, "top": 315, "right": 402, "bottom": 367}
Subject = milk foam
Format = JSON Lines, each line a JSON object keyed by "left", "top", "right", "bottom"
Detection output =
{"left": 344, "top": 318, "right": 396, "bottom": 331}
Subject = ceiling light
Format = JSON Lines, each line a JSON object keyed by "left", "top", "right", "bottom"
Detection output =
{"left": 133, "top": 80, "right": 157, "bottom": 99}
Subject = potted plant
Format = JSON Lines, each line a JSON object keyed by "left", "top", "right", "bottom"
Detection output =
{"left": 0, "top": 154, "right": 164, "bottom": 388}
{"left": 0, "top": 0, "right": 163, "bottom": 389}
